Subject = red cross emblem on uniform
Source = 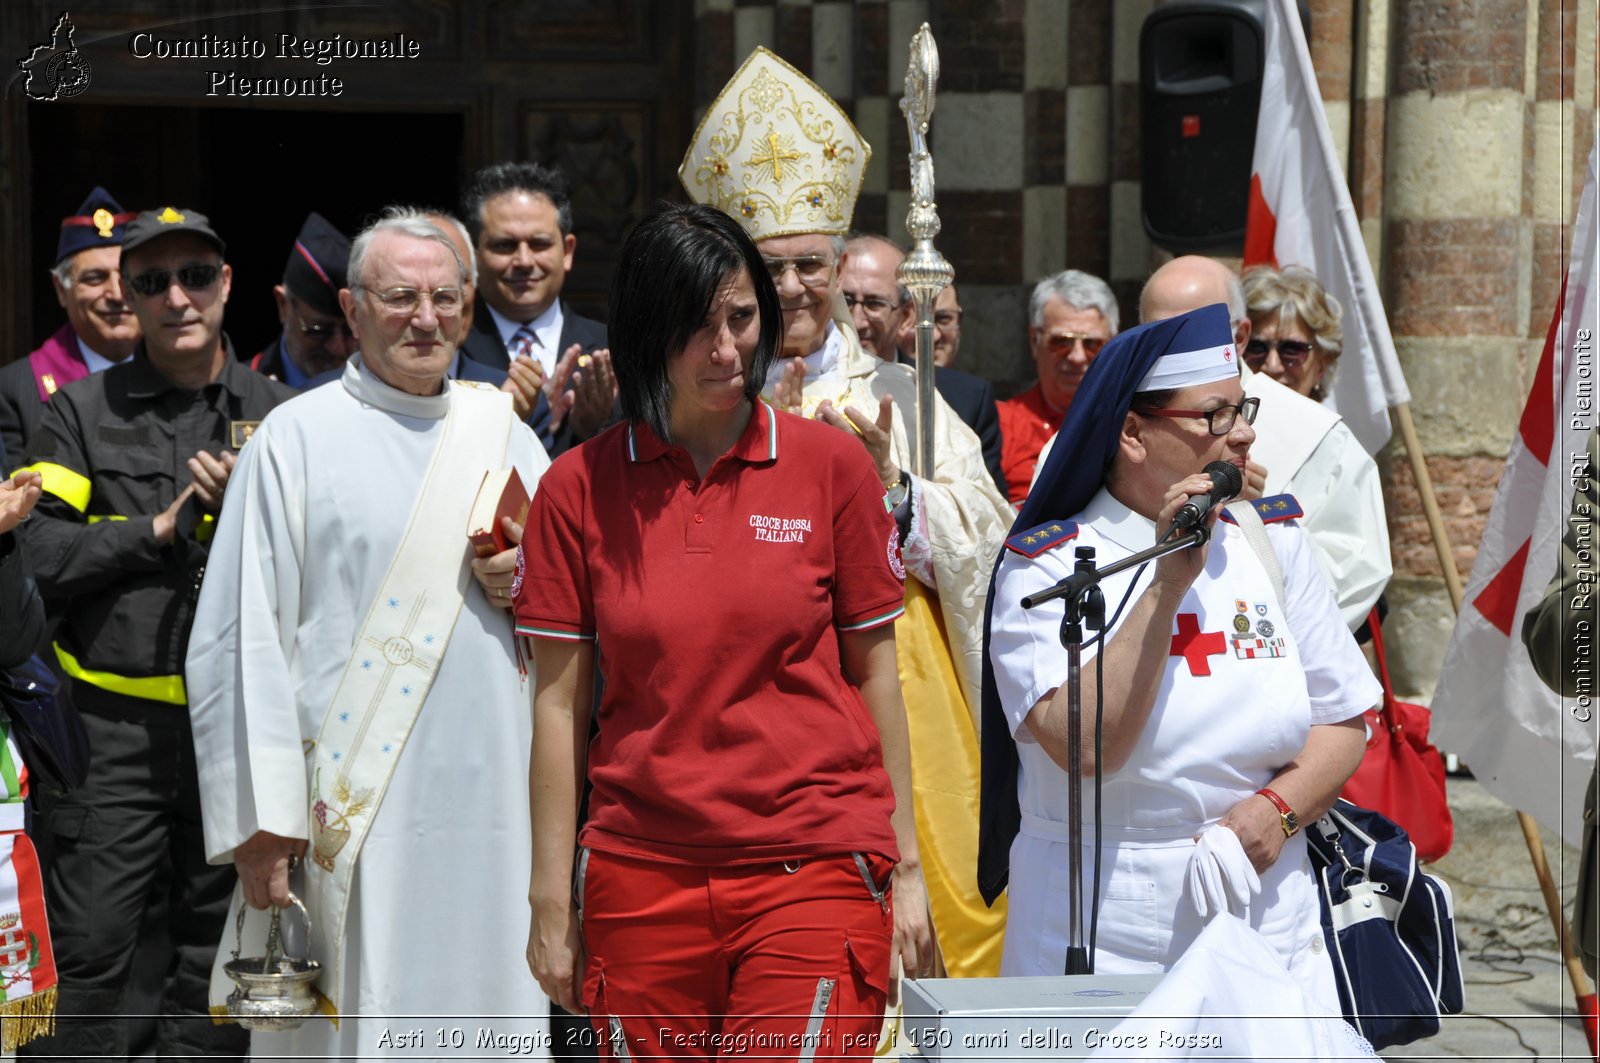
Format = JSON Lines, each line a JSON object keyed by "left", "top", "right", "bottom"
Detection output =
{"left": 1170, "top": 612, "right": 1226, "bottom": 677}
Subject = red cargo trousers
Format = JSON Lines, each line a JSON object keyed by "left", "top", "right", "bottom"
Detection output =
{"left": 578, "top": 849, "right": 895, "bottom": 1061}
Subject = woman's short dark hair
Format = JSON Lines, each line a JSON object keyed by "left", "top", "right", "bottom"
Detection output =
{"left": 609, "top": 203, "right": 781, "bottom": 441}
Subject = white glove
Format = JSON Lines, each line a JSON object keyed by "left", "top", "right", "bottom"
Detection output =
{"left": 1187, "top": 823, "right": 1262, "bottom": 918}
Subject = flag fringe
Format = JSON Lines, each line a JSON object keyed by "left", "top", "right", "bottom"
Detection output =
{"left": 0, "top": 985, "right": 56, "bottom": 1051}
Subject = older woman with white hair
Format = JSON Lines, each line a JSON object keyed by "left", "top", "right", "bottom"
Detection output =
{"left": 1241, "top": 265, "right": 1343, "bottom": 403}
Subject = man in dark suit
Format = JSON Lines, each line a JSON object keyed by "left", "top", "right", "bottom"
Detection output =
{"left": 459, "top": 162, "right": 611, "bottom": 451}
{"left": 842, "top": 234, "right": 1007, "bottom": 496}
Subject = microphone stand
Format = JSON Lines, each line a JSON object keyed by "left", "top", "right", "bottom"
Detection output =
{"left": 1020, "top": 522, "right": 1212, "bottom": 976}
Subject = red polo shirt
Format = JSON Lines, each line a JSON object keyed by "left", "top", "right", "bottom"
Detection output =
{"left": 997, "top": 383, "right": 1066, "bottom": 505}
{"left": 515, "top": 400, "right": 905, "bottom": 865}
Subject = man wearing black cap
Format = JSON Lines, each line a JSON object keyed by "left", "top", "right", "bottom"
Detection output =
{"left": 251, "top": 210, "right": 355, "bottom": 387}
{"left": 0, "top": 186, "right": 140, "bottom": 462}
{"left": 17, "top": 205, "right": 293, "bottom": 1060}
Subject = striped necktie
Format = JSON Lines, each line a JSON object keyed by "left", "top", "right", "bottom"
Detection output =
{"left": 510, "top": 324, "right": 538, "bottom": 362}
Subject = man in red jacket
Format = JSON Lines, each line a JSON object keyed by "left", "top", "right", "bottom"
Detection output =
{"left": 996, "top": 269, "right": 1118, "bottom": 504}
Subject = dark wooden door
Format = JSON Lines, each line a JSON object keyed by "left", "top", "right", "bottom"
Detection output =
{"left": 2, "top": 0, "right": 697, "bottom": 359}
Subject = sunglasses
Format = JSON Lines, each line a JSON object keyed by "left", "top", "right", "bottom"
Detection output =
{"left": 1243, "top": 338, "right": 1314, "bottom": 368}
{"left": 296, "top": 319, "right": 356, "bottom": 341}
{"left": 1042, "top": 332, "right": 1107, "bottom": 357}
{"left": 125, "top": 263, "right": 222, "bottom": 298}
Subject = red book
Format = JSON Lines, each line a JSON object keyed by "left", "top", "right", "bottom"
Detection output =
{"left": 466, "top": 468, "right": 529, "bottom": 558}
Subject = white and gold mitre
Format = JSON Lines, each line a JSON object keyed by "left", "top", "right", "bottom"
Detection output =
{"left": 679, "top": 47, "right": 871, "bottom": 241}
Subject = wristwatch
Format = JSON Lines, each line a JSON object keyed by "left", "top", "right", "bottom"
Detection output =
{"left": 885, "top": 471, "right": 910, "bottom": 510}
{"left": 1256, "top": 787, "right": 1300, "bottom": 837}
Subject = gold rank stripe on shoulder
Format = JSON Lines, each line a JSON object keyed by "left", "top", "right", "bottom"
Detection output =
{"left": 1251, "top": 493, "right": 1302, "bottom": 522}
{"left": 1004, "top": 520, "right": 1079, "bottom": 558}
{"left": 1220, "top": 493, "right": 1303, "bottom": 525}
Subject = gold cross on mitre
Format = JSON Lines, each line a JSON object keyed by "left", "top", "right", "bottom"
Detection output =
{"left": 749, "top": 131, "right": 803, "bottom": 187}
{"left": 680, "top": 46, "right": 870, "bottom": 241}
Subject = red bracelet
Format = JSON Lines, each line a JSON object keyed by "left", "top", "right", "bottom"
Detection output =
{"left": 1256, "top": 787, "right": 1301, "bottom": 837}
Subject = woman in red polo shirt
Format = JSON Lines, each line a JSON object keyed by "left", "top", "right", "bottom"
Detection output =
{"left": 514, "top": 203, "right": 931, "bottom": 1059}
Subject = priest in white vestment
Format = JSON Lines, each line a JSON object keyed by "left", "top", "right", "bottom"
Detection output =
{"left": 186, "top": 213, "right": 550, "bottom": 1059}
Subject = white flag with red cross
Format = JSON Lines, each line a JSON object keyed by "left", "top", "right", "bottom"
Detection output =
{"left": 1243, "top": 0, "right": 1410, "bottom": 456}
{"left": 1430, "top": 144, "right": 1597, "bottom": 846}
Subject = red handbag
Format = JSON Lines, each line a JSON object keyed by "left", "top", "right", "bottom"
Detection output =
{"left": 1339, "top": 608, "right": 1455, "bottom": 862}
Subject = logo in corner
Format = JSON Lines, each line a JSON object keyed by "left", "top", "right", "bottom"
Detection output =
{"left": 17, "top": 12, "right": 92, "bottom": 102}
{"left": 887, "top": 526, "right": 905, "bottom": 581}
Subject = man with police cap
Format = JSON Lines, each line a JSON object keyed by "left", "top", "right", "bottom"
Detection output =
{"left": 0, "top": 186, "right": 140, "bottom": 462}
{"left": 18, "top": 205, "right": 292, "bottom": 1060}
{"left": 250, "top": 210, "right": 355, "bottom": 386}
{"left": 680, "top": 47, "right": 1015, "bottom": 979}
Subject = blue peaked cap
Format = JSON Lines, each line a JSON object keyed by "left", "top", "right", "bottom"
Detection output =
{"left": 976, "top": 302, "right": 1235, "bottom": 903}
{"left": 56, "top": 186, "right": 134, "bottom": 265}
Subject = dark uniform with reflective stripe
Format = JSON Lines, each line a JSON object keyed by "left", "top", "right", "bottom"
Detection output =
{"left": 17, "top": 344, "right": 292, "bottom": 1060}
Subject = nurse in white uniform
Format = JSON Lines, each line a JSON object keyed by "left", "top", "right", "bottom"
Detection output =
{"left": 978, "top": 304, "right": 1380, "bottom": 1011}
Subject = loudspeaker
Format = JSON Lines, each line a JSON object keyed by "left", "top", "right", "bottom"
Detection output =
{"left": 1138, "top": 0, "right": 1309, "bottom": 252}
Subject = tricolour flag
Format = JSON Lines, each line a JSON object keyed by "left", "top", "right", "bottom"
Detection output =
{"left": 1243, "top": 0, "right": 1410, "bottom": 456}
{"left": 1430, "top": 144, "right": 1598, "bottom": 846}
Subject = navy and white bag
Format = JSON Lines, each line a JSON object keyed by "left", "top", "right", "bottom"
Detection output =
{"left": 1306, "top": 799, "right": 1464, "bottom": 1049}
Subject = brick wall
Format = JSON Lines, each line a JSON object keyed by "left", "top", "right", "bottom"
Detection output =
{"left": 1379, "top": 0, "right": 1595, "bottom": 695}
{"left": 689, "top": 0, "right": 1597, "bottom": 697}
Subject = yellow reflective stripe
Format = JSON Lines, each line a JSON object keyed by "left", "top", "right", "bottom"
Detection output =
{"left": 85, "top": 513, "right": 211, "bottom": 539}
{"left": 53, "top": 642, "right": 186, "bottom": 705}
{"left": 26, "top": 463, "right": 90, "bottom": 513}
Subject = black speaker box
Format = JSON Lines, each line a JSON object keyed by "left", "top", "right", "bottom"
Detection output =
{"left": 1139, "top": 0, "right": 1310, "bottom": 252}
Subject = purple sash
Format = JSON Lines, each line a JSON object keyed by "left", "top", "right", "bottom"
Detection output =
{"left": 27, "top": 326, "right": 90, "bottom": 404}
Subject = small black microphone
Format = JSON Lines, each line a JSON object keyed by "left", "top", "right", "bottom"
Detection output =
{"left": 1172, "top": 460, "right": 1244, "bottom": 531}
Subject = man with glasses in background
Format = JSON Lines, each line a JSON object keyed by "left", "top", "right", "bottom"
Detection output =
{"left": 842, "top": 234, "right": 1006, "bottom": 493}
{"left": 250, "top": 211, "right": 355, "bottom": 387}
{"left": 17, "top": 206, "right": 293, "bottom": 1061}
{"left": 897, "top": 283, "right": 965, "bottom": 369}
{"left": 997, "top": 269, "right": 1118, "bottom": 504}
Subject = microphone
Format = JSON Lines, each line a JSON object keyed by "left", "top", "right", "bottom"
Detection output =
{"left": 1172, "top": 460, "right": 1244, "bottom": 531}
